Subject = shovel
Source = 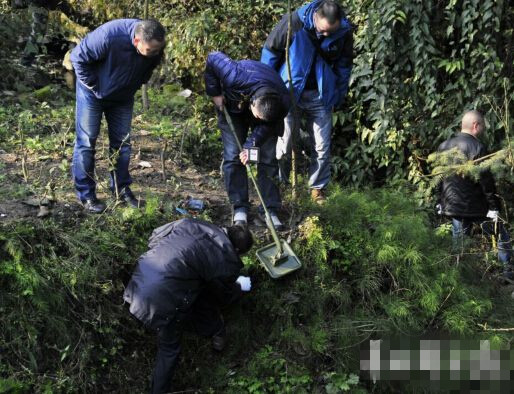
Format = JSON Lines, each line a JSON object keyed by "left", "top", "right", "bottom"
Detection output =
{"left": 223, "top": 107, "right": 301, "bottom": 278}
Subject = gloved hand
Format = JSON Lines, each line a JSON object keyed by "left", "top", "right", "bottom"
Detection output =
{"left": 236, "top": 276, "right": 251, "bottom": 292}
{"left": 436, "top": 204, "right": 442, "bottom": 215}
{"left": 486, "top": 210, "right": 499, "bottom": 222}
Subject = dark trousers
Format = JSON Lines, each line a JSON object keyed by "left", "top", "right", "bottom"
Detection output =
{"left": 217, "top": 110, "right": 281, "bottom": 212}
{"left": 151, "top": 292, "right": 225, "bottom": 394}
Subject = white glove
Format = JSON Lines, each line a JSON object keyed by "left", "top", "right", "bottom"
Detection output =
{"left": 436, "top": 204, "right": 442, "bottom": 215}
{"left": 236, "top": 276, "right": 251, "bottom": 292}
{"left": 486, "top": 210, "right": 499, "bottom": 222}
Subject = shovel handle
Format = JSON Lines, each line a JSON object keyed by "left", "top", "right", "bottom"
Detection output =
{"left": 222, "top": 107, "right": 283, "bottom": 254}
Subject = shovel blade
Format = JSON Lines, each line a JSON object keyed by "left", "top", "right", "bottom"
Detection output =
{"left": 256, "top": 240, "right": 302, "bottom": 279}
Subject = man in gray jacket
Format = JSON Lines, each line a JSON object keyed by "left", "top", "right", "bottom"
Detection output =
{"left": 123, "top": 218, "right": 253, "bottom": 394}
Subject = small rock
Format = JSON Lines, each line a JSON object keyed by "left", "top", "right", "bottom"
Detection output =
{"left": 23, "top": 197, "right": 41, "bottom": 207}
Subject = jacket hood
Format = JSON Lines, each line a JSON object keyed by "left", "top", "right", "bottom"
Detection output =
{"left": 298, "top": 0, "right": 320, "bottom": 30}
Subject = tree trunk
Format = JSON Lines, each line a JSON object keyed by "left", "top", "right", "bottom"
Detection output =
{"left": 285, "top": 0, "right": 298, "bottom": 199}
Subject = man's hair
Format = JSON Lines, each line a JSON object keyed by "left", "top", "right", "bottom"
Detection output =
{"left": 227, "top": 225, "right": 254, "bottom": 255}
{"left": 461, "top": 110, "right": 484, "bottom": 133}
{"left": 252, "top": 94, "right": 286, "bottom": 122}
{"left": 315, "top": 0, "right": 343, "bottom": 25}
{"left": 135, "top": 19, "right": 165, "bottom": 42}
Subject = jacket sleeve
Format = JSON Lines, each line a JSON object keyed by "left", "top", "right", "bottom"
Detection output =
{"left": 333, "top": 30, "right": 353, "bottom": 107}
{"left": 476, "top": 145, "right": 500, "bottom": 211}
{"left": 205, "top": 277, "right": 243, "bottom": 307}
{"left": 70, "top": 29, "right": 111, "bottom": 91}
{"left": 204, "top": 51, "right": 245, "bottom": 97}
{"left": 261, "top": 13, "right": 290, "bottom": 70}
{"left": 479, "top": 170, "right": 500, "bottom": 211}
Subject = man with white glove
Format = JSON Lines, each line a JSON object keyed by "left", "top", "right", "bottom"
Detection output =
{"left": 124, "top": 218, "right": 253, "bottom": 393}
{"left": 435, "top": 110, "right": 512, "bottom": 275}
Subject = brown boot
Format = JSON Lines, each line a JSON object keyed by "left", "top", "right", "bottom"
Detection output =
{"left": 311, "top": 188, "right": 326, "bottom": 205}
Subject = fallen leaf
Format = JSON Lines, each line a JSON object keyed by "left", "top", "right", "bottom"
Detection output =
{"left": 37, "top": 206, "right": 51, "bottom": 218}
{"left": 282, "top": 292, "right": 300, "bottom": 304}
{"left": 177, "top": 89, "right": 192, "bottom": 98}
{"left": 138, "top": 161, "right": 152, "bottom": 168}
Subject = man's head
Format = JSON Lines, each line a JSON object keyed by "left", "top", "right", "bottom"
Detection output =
{"left": 250, "top": 93, "right": 286, "bottom": 122}
{"left": 314, "top": 0, "right": 342, "bottom": 36}
{"left": 227, "top": 225, "right": 254, "bottom": 255}
{"left": 133, "top": 19, "right": 166, "bottom": 57}
{"left": 461, "top": 110, "right": 485, "bottom": 137}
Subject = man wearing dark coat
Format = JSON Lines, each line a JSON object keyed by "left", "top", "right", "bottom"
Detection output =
{"left": 123, "top": 218, "right": 253, "bottom": 394}
{"left": 204, "top": 51, "right": 291, "bottom": 230}
{"left": 437, "top": 110, "right": 512, "bottom": 278}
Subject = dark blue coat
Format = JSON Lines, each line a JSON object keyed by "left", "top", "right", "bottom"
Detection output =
{"left": 204, "top": 51, "right": 290, "bottom": 148}
{"left": 261, "top": 0, "right": 353, "bottom": 110}
{"left": 71, "top": 19, "right": 162, "bottom": 101}
{"left": 123, "top": 218, "right": 243, "bottom": 330}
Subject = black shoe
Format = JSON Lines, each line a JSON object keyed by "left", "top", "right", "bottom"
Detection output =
{"left": 81, "top": 198, "right": 106, "bottom": 214}
{"left": 118, "top": 189, "right": 145, "bottom": 208}
{"left": 234, "top": 220, "right": 247, "bottom": 228}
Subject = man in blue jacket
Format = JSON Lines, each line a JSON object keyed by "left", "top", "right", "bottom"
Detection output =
{"left": 262, "top": 0, "right": 353, "bottom": 204}
{"left": 71, "top": 19, "right": 165, "bottom": 213}
{"left": 205, "top": 51, "right": 290, "bottom": 229}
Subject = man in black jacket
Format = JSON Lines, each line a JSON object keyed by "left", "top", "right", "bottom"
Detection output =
{"left": 123, "top": 218, "right": 253, "bottom": 393}
{"left": 437, "top": 110, "right": 512, "bottom": 277}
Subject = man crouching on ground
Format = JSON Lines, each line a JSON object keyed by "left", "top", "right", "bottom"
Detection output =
{"left": 123, "top": 218, "right": 253, "bottom": 393}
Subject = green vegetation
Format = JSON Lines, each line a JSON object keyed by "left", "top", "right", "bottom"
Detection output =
{"left": 1, "top": 185, "right": 512, "bottom": 392}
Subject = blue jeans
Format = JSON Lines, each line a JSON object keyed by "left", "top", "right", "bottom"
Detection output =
{"left": 451, "top": 217, "right": 512, "bottom": 264}
{"left": 218, "top": 110, "right": 281, "bottom": 212}
{"left": 72, "top": 81, "right": 134, "bottom": 201}
{"left": 277, "top": 89, "right": 332, "bottom": 189}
